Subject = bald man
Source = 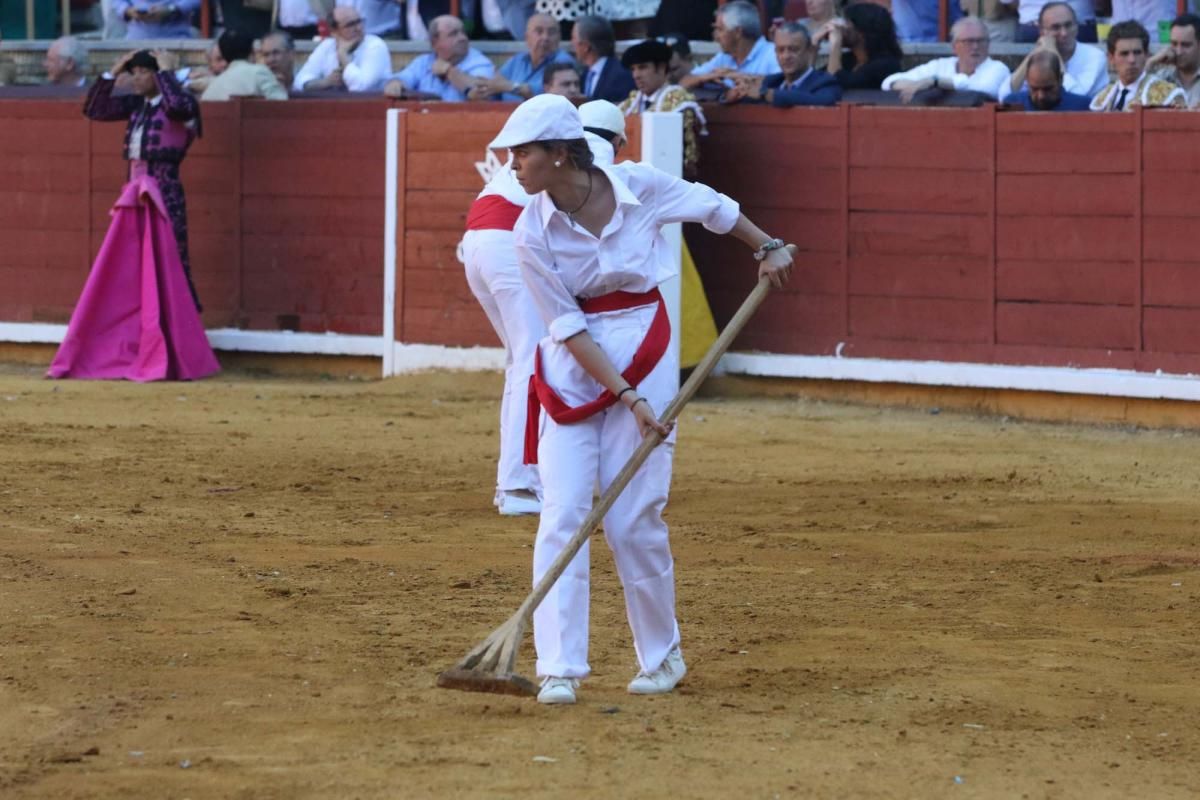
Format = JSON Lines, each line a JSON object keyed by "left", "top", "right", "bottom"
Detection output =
{"left": 469, "top": 12, "right": 576, "bottom": 102}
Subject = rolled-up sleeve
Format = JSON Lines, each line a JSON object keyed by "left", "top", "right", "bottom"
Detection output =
{"left": 513, "top": 213, "right": 587, "bottom": 343}
{"left": 644, "top": 164, "right": 740, "bottom": 234}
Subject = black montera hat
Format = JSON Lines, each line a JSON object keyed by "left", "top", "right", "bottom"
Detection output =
{"left": 620, "top": 39, "right": 673, "bottom": 69}
{"left": 124, "top": 50, "right": 160, "bottom": 72}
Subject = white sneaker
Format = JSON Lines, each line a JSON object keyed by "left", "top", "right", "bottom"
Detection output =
{"left": 627, "top": 646, "right": 686, "bottom": 695}
{"left": 498, "top": 491, "right": 541, "bottom": 516}
{"left": 537, "top": 677, "right": 579, "bottom": 705}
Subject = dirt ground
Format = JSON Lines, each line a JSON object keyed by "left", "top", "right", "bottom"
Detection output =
{"left": 0, "top": 364, "right": 1197, "bottom": 799}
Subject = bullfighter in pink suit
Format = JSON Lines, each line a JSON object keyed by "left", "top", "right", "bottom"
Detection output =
{"left": 49, "top": 49, "right": 218, "bottom": 382}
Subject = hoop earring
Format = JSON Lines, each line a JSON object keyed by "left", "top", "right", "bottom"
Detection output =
{"left": 554, "top": 160, "right": 562, "bottom": 168}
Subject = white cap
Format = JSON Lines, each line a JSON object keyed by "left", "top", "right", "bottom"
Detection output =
{"left": 489, "top": 94, "right": 585, "bottom": 149}
{"left": 579, "top": 99, "right": 627, "bottom": 144}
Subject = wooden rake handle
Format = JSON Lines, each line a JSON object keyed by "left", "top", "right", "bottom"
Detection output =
{"left": 513, "top": 274, "right": 775, "bottom": 623}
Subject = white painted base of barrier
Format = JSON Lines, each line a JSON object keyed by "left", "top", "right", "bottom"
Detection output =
{"left": 722, "top": 352, "right": 1200, "bottom": 402}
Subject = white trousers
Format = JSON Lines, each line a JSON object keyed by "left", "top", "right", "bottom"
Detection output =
{"left": 462, "top": 229, "right": 544, "bottom": 504}
{"left": 532, "top": 302, "right": 680, "bottom": 679}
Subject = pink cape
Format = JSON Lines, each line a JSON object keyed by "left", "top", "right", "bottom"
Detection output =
{"left": 48, "top": 174, "right": 220, "bottom": 382}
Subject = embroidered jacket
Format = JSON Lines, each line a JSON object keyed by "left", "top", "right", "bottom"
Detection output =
{"left": 619, "top": 84, "right": 706, "bottom": 176}
{"left": 83, "top": 70, "right": 201, "bottom": 163}
{"left": 1089, "top": 72, "right": 1188, "bottom": 111}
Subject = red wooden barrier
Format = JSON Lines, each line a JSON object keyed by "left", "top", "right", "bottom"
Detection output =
{"left": 690, "top": 104, "right": 1200, "bottom": 376}
{"left": 4, "top": 99, "right": 1200, "bottom": 379}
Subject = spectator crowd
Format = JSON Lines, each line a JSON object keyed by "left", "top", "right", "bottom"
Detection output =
{"left": 8, "top": 0, "right": 1196, "bottom": 116}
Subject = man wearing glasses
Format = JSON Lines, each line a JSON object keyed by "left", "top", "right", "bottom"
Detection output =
{"left": 293, "top": 5, "right": 393, "bottom": 92}
{"left": 882, "top": 16, "right": 1012, "bottom": 101}
{"left": 1004, "top": 1, "right": 1108, "bottom": 99}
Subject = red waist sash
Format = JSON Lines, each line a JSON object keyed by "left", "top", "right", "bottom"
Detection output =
{"left": 524, "top": 288, "right": 669, "bottom": 464}
{"left": 465, "top": 194, "right": 523, "bottom": 231}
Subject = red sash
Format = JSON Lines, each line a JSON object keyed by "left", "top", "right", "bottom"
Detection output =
{"left": 465, "top": 194, "right": 523, "bottom": 231}
{"left": 523, "top": 288, "right": 670, "bottom": 464}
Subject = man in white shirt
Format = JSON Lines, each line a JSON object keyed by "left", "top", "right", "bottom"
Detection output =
{"left": 293, "top": 5, "right": 392, "bottom": 92}
{"left": 883, "top": 17, "right": 1012, "bottom": 101}
{"left": 1091, "top": 19, "right": 1188, "bottom": 110}
{"left": 1004, "top": 2, "right": 1108, "bottom": 98}
{"left": 44, "top": 36, "right": 89, "bottom": 87}
{"left": 1146, "top": 13, "right": 1200, "bottom": 109}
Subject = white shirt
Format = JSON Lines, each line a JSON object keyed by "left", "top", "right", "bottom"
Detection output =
{"left": 278, "top": 0, "right": 319, "bottom": 29}
{"left": 1112, "top": 0, "right": 1176, "bottom": 34}
{"left": 293, "top": 34, "right": 392, "bottom": 92}
{"left": 128, "top": 94, "right": 163, "bottom": 160}
{"left": 1000, "top": 42, "right": 1109, "bottom": 100}
{"left": 513, "top": 162, "right": 739, "bottom": 343}
{"left": 882, "top": 56, "right": 1012, "bottom": 98}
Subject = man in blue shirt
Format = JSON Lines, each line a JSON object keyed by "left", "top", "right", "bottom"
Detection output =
{"left": 680, "top": 0, "right": 780, "bottom": 91}
{"left": 384, "top": 15, "right": 495, "bottom": 101}
{"left": 1006, "top": 50, "right": 1093, "bottom": 110}
{"left": 469, "top": 13, "right": 575, "bottom": 102}
{"left": 111, "top": 0, "right": 199, "bottom": 39}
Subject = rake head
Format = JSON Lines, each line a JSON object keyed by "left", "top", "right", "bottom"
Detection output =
{"left": 435, "top": 611, "right": 537, "bottom": 697}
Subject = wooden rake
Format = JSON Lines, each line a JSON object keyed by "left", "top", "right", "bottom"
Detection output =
{"left": 437, "top": 270, "right": 781, "bottom": 697}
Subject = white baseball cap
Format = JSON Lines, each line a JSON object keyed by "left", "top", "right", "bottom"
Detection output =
{"left": 579, "top": 100, "right": 627, "bottom": 144}
{"left": 489, "top": 94, "right": 585, "bottom": 149}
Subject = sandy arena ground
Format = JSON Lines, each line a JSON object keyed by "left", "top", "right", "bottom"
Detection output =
{"left": 0, "top": 365, "right": 1198, "bottom": 799}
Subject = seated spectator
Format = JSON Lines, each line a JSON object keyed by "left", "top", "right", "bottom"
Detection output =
{"left": 1090, "top": 20, "right": 1188, "bottom": 110}
{"left": 44, "top": 36, "right": 89, "bottom": 88}
{"left": 892, "top": 0, "right": 947, "bottom": 43}
{"left": 293, "top": 6, "right": 392, "bottom": 92}
{"left": 383, "top": 15, "right": 494, "bottom": 100}
{"left": 180, "top": 41, "right": 227, "bottom": 95}
{"left": 800, "top": 0, "right": 842, "bottom": 36}
{"left": 726, "top": 22, "right": 842, "bottom": 107}
{"left": 882, "top": 17, "right": 1012, "bottom": 101}
{"left": 659, "top": 33, "right": 694, "bottom": 84}
{"left": 468, "top": 13, "right": 573, "bottom": 101}
{"left": 543, "top": 62, "right": 582, "bottom": 98}
{"left": 277, "top": 0, "right": 320, "bottom": 41}
{"left": 1112, "top": 0, "right": 1176, "bottom": 39}
{"left": 201, "top": 29, "right": 288, "bottom": 100}
{"left": 356, "top": 0, "right": 403, "bottom": 38}
{"left": 571, "top": 15, "right": 636, "bottom": 102}
{"left": 617, "top": 38, "right": 707, "bottom": 175}
{"left": 680, "top": 0, "right": 780, "bottom": 91}
{"left": 817, "top": 2, "right": 904, "bottom": 90}
{"left": 259, "top": 30, "right": 297, "bottom": 89}
{"left": 1146, "top": 13, "right": 1200, "bottom": 108}
{"left": 1005, "top": 2, "right": 1108, "bottom": 99}
{"left": 112, "top": 0, "right": 200, "bottom": 39}
{"left": 1005, "top": 49, "right": 1092, "bottom": 109}
{"left": 970, "top": 0, "right": 1019, "bottom": 42}
{"left": 1016, "top": 0, "right": 1098, "bottom": 43}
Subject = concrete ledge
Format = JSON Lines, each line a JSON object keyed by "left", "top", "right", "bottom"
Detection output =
{"left": 702, "top": 374, "right": 1200, "bottom": 430}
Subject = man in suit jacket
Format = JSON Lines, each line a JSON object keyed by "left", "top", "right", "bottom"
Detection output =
{"left": 571, "top": 15, "right": 636, "bottom": 103}
{"left": 202, "top": 29, "right": 289, "bottom": 100}
{"left": 727, "top": 21, "right": 842, "bottom": 107}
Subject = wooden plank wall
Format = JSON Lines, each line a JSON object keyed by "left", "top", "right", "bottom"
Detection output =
{"left": 1, "top": 98, "right": 391, "bottom": 335}
{"left": 692, "top": 104, "right": 1200, "bottom": 375}
{"left": 5, "top": 99, "right": 1199, "bottom": 377}
{"left": 395, "top": 105, "right": 642, "bottom": 346}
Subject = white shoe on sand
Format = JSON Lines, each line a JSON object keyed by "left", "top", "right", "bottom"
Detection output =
{"left": 537, "top": 677, "right": 579, "bottom": 705}
{"left": 627, "top": 646, "right": 686, "bottom": 695}
{"left": 498, "top": 491, "right": 541, "bottom": 516}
